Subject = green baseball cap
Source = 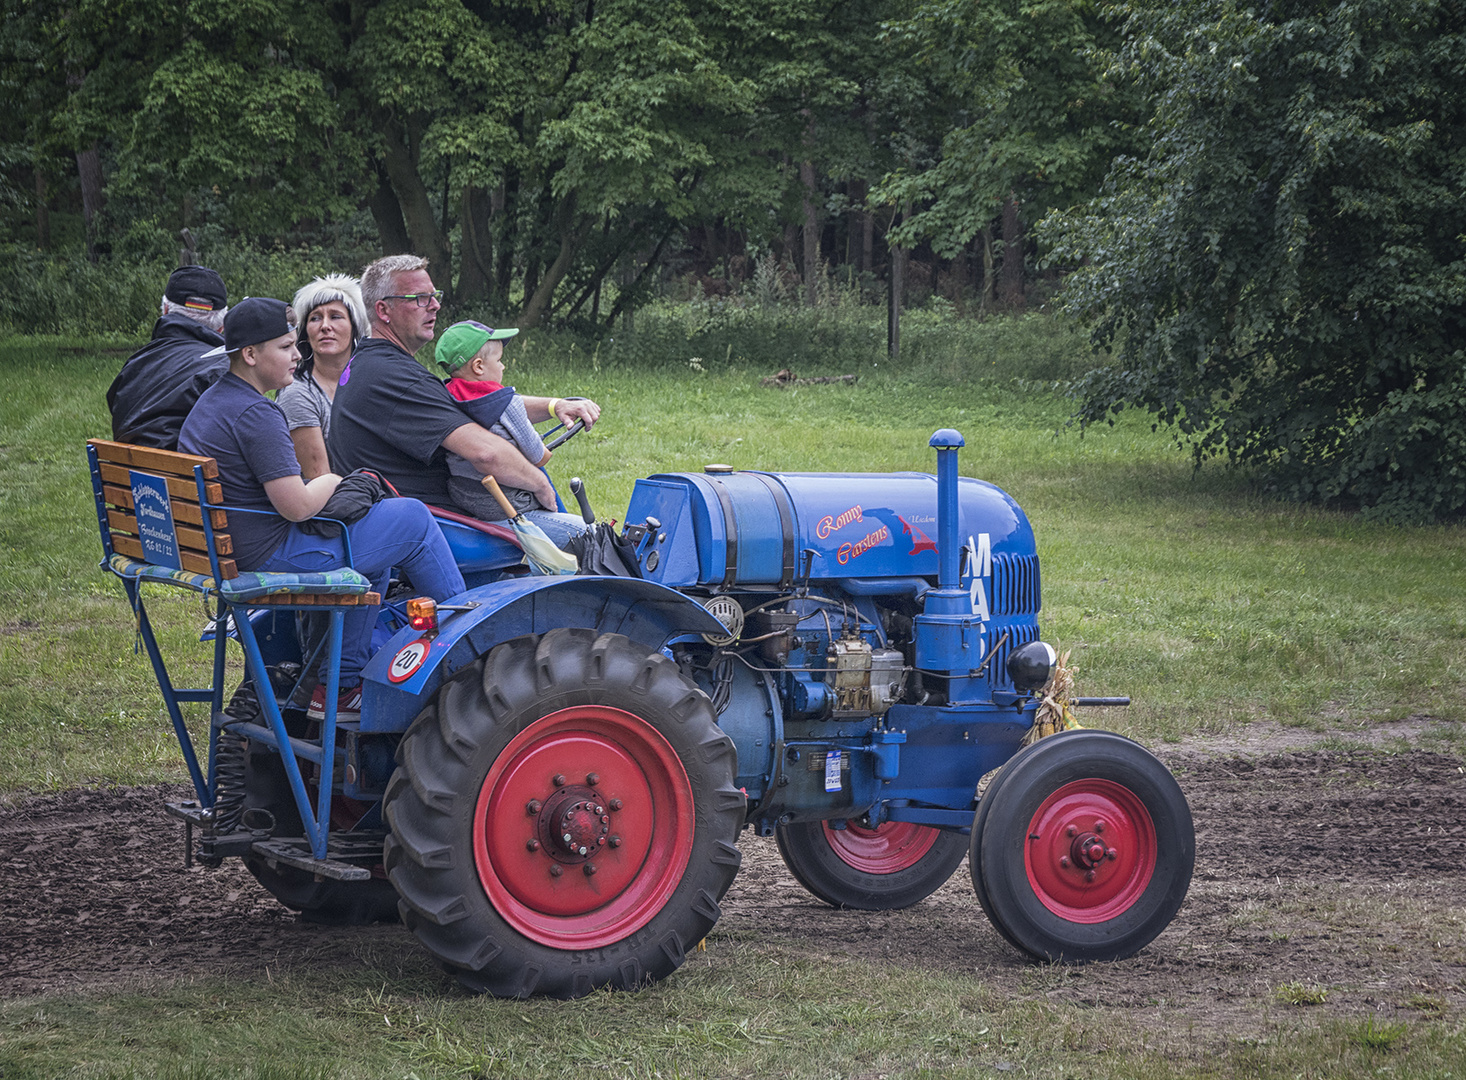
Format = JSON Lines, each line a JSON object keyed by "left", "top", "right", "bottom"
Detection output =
{"left": 436, "top": 320, "right": 519, "bottom": 371}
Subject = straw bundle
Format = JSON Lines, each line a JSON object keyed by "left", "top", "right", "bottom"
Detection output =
{"left": 1020, "top": 648, "right": 1085, "bottom": 747}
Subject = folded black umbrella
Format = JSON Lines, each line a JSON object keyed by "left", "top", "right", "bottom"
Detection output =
{"left": 564, "top": 522, "right": 644, "bottom": 578}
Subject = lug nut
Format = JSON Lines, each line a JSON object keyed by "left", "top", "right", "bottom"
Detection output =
{"left": 1085, "top": 870, "right": 1097, "bottom": 882}
{"left": 1066, "top": 825, "right": 1078, "bottom": 837}
{"left": 584, "top": 863, "right": 597, "bottom": 876}
{"left": 1106, "top": 848, "right": 1118, "bottom": 861}
{"left": 608, "top": 835, "right": 622, "bottom": 848}
{"left": 526, "top": 838, "right": 541, "bottom": 852}
{"left": 586, "top": 772, "right": 600, "bottom": 786}
{"left": 549, "top": 864, "right": 563, "bottom": 878}
{"left": 609, "top": 798, "right": 623, "bottom": 811}
{"left": 526, "top": 799, "right": 542, "bottom": 816}
{"left": 1059, "top": 856, "right": 1070, "bottom": 868}
{"left": 1094, "top": 820, "right": 1106, "bottom": 833}
{"left": 553, "top": 774, "right": 567, "bottom": 787}
{"left": 578, "top": 845, "right": 588, "bottom": 855}
{"left": 594, "top": 805, "right": 604, "bottom": 815}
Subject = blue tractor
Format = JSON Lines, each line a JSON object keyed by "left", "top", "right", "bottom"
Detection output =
{"left": 92, "top": 428, "right": 1194, "bottom": 999}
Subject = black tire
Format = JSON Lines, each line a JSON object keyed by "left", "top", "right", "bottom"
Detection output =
{"left": 970, "top": 729, "right": 1194, "bottom": 962}
{"left": 775, "top": 820, "right": 968, "bottom": 910}
{"left": 240, "top": 743, "right": 400, "bottom": 926}
{"left": 383, "top": 628, "right": 745, "bottom": 998}
{"left": 221, "top": 672, "right": 398, "bottom": 926}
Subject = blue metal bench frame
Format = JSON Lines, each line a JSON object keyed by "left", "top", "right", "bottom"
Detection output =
{"left": 87, "top": 439, "right": 376, "bottom": 865}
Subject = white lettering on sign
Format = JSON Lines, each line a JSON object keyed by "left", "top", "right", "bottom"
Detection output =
{"left": 388, "top": 639, "right": 431, "bottom": 684}
{"left": 966, "top": 533, "right": 992, "bottom": 620}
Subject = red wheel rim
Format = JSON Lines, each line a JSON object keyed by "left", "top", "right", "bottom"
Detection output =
{"left": 822, "top": 820, "right": 942, "bottom": 874}
{"left": 473, "top": 705, "right": 694, "bottom": 949}
{"left": 1024, "top": 779, "right": 1156, "bottom": 923}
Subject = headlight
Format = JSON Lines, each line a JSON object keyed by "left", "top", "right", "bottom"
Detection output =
{"left": 1007, "top": 640, "right": 1057, "bottom": 692}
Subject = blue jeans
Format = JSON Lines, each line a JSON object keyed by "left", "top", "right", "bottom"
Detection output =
{"left": 260, "top": 498, "right": 466, "bottom": 683}
{"left": 523, "top": 510, "right": 590, "bottom": 548}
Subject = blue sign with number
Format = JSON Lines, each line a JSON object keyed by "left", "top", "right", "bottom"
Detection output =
{"left": 130, "top": 470, "right": 181, "bottom": 569}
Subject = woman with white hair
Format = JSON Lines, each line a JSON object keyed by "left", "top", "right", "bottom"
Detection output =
{"left": 278, "top": 274, "right": 369, "bottom": 479}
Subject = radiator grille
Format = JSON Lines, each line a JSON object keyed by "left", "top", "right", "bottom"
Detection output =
{"left": 990, "top": 622, "right": 1041, "bottom": 688}
{"left": 991, "top": 553, "right": 1041, "bottom": 616}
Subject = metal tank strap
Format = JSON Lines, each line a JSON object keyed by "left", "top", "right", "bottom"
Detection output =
{"left": 748, "top": 472, "right": 796, "bottom": 588}
{"left": 703, "top": 475, "right": 740, "bottom": 587}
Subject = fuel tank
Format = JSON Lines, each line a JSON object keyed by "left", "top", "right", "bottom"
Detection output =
{"left": 623, "top": 469, "right": 1037, "bottom": 597}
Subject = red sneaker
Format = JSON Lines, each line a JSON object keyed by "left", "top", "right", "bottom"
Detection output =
{"left": 307, "top": 682, "right": 363, "bottom": 721}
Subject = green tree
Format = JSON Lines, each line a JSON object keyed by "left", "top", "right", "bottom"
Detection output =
{"left": 876, "top": 0, "right": 1133, "bottom": 305}
{"left": 1044, "top": 0, "right": 1466, "bottom": 522}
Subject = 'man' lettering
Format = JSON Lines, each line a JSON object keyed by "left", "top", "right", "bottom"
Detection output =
{"left": 968, "top": 533, "right": 992, "bottom": 620}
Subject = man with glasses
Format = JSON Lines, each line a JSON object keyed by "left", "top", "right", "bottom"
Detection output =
{"left": 329, "top": 255, "right": 599, "bottom": 513}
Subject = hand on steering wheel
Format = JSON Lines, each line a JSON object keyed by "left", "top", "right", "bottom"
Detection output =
{"left": 544, "top": 418, "right": 584, "bottom": 451}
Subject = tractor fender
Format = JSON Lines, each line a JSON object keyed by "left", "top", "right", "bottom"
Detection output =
{"left": 357, "top": 575, "right": 728, "bottom": 733}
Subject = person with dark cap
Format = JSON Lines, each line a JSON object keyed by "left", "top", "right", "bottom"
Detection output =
{"left": 179, "top": 297, "right": 465, "bottom": 718}
{"left": 107, "top": 266, "right": 231, "bottom": 449}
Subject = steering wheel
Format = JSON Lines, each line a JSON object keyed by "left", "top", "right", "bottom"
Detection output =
{"left": 544, "top": 418, "right": 585, "bottom": 451}
{"left": 543, "top": 396, "right": 590, "bottom": 451}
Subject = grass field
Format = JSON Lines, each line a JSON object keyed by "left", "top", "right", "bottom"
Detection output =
{"left": 2, "top": 314, "right": 1463, "bottom": 1078}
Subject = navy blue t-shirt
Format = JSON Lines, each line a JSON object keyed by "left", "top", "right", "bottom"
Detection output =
{"left": 178, "top": 372, "right": 302, "bottom": 569}
{"left": 328, "top": 337, "right": 471, "bottom": 508}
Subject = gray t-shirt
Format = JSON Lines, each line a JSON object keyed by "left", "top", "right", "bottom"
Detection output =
{"left": 276, "top": 371, "right": 332, "bottom": 442}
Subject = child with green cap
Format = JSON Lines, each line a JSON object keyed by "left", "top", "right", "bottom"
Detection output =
{"left": 436, "top": 320, "right": 587, "bottom": 545}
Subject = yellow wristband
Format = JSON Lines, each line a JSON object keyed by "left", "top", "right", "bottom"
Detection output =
{"left": 546, "top": 398, "right": 562, "bottom": 422}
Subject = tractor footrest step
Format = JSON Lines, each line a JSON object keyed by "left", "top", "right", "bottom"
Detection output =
{"left": 164, "top": 800, "right": 215, "bottom": 826}
{"left": 250, "top": 837, "right": 379, "bottom": 881}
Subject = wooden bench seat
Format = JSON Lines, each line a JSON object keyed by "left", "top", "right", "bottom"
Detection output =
{"left": 88, "top": 439, "right": 379, "bottom": 606}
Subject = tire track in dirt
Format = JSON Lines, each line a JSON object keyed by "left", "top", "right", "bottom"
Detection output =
{"left": 2, "top": 745, "right": 1463, "bottom": 1043}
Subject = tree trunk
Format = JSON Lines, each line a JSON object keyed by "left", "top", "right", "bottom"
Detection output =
{"left": 518, "top": 199, "right": 583, "bottom": 330}
{"left": 847, "top": 179, "right": 867, "bottom": 275}
{"left": 562, "top": 217, "right": 641, "bottom": 321}
{"left": 999, "top": 194, "right": 1025, "bottom": 311}
{"left": 978, "top": 224, "right": 995, "bottom": 316}
{"left": 801, "top": 159, "right": 819, "bottom": 306}
{"left": 494, "top": 173, "right": 516, "bottom": 301}
{"left": 457, "top": 185, "right": 494, "bottom": 303}
{"left": 606, "top": 222, "right": 677, "bottom": 329}
{"left": 379, "top": 116, "right": 452, "bottom": 295}
{"left": 33, "top": 167, "right": 49, "bottom": 251}
{"left": 368, "top": 164, "right": 412, "bottom": 255}
{"left": 76, "top": 142, "right": 105, "bottom": 262}
{"left": 887, "top": 207, "right": 906, "bottom": 359}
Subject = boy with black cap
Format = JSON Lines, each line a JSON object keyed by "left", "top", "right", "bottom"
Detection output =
{"left": 180, "top": 298, "right": 465, "bottom": 718}
{"left": 107, "top": 265, "right": 231, "bottom": 449}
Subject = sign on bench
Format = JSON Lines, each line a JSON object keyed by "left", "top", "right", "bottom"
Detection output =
{"left": 129, "top": 470, "right": 182, "bottom": 570}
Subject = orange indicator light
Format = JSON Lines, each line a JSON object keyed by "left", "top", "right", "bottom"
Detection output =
{"left": 406, "top": 597, "right": 438, "bottom": 632}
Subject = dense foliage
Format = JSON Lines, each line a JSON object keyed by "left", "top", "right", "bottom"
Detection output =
{"left": 1045, "top": 0, "right": 1466, "bottom": 522}
{"left": 5, "top": 0, "right": 1466, "bottom": 519}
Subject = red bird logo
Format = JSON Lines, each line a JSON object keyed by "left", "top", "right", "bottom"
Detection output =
{"left": 899, "top": 516, "right": 937, "bottom": 556}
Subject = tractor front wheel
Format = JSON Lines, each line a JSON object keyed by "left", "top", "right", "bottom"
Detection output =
{"left": 971, "top": 729, "right": 1193, "bottom": 962}
{"left": 776, "top": 819, "right": 968, "bottom": 910}
{"left": 383, "top": 629, "right": 745, "bottom": 998}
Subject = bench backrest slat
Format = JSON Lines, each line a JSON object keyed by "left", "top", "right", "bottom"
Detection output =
{"left": 89, "top": 438, "right": 238, "bottom": 580}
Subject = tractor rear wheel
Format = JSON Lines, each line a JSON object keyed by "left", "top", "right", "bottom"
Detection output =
{"left": 776, "top": 819, "right": 968, "bottom": 910}
{"left": 971, "top": 729, "right": 1193, "bottom": 962}
{"left": 384, "top": 629, "right": 745, "bottom": 998}
{"left": 240, "top": 746, "right": 400, "bottom": 925}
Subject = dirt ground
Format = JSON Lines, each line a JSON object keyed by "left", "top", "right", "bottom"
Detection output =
{"left": 2, "top": 719, "right": 1463, "bottom": 1041}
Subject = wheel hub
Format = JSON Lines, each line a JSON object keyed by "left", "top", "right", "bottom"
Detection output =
{"left": 535, "top": 784, "right": 612, "bottom": 862}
